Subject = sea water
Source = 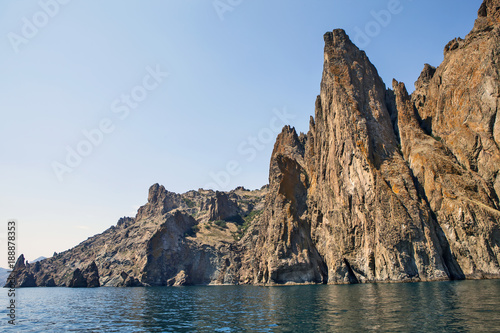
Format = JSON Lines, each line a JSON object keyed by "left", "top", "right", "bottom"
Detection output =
{"left": 1, "top": 279, "right": 499, "bottom": 332}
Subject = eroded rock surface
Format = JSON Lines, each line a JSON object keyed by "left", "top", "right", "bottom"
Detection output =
{"left": 6, "top": 0, "right": 500, "bottom": 287}
{"left": 7, "top": 185, "right": 267, "bottom": 287}
{"left": 242, "top": 0, "right": 500, "bottom": 284}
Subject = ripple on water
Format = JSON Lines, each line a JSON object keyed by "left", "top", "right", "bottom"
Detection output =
{"left": 1, "top": 280, "right": 499, "bottom": 332}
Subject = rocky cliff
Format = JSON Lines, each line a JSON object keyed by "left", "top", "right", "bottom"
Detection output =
{"left": 6, "top": 186, "right": 267, "bottom": 287}
{"left": 246, "top": 0, "right": 500, "bottom": 284}
{"left": 7, "top": 0, "right": 500, "bottom": 287}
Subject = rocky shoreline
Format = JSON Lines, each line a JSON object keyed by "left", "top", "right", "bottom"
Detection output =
{"left": 6, "top": 0, "right": 500, "bottom": 288}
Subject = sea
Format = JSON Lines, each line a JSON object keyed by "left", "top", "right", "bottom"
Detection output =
{"left": 1, "top": 279, "right": 499, "bottom": 332}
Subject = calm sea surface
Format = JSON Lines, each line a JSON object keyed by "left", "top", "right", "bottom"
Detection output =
{"left": 1, "top": 280, "right": 500, "bottom": 332}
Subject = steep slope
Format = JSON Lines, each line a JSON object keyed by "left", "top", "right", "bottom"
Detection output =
{"left": 393, "top": 0, "right": 500, "bottom": 277}
{"left": 243, "top": 0, "right": 500, "bottom": 284}
{"left": 7, "top": 0, "right": 500, "bottom": 287}
{"left": 394, "top": 79, "right": 500, "bottom": 278}
{"left": 247, "top": 30, "right": 458, "bottom": 285}
{"left": 412, "top": 1, "right": 500, "bottom": 199}
{"left": 241, "top": 127, "right": 328, "bottom": 284}
{"left": 6, "top": 185, "right": 267, "bottom": 287}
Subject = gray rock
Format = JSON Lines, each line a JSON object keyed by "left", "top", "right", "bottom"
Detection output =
{"left": 67, "top": 261, "right": 100, "bottom": 288}
{"left": 6, "top": 0, "right": 500, "bottom": 287}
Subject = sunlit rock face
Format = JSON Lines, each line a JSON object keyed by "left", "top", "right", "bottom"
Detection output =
{"left": 242, "top": 0, "right": 500, "bottom": 284}
{"left": 7, "top": 0, "right": 500, "bottom": 287}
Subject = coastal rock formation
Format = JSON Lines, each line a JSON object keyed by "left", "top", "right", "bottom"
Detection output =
{"left": 4, "top": 255, "right": 36, "bottom": 288}
{"left": 241, "top": 127, "right": 328, "bottom": 284}
{"left": 7, "top": 186, "right": 267, "bottom": 287}
{"left": 247, "top": 31, "right": 457, "bottom": 284}
{"left": 6, "top": 0, "right": 500, "bottom": 287}
{"left": 243, "top": 0, "right": 500, "bottom": 284}
{"left": 395, "top": 80, "right": 500, "bottom": 278}
{"left": 68, "top": 261, "right": 100, "bottom": 288}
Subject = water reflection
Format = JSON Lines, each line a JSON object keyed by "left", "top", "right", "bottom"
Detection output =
{"left": 7, "top": 280, "right": 500, "bottom": 332}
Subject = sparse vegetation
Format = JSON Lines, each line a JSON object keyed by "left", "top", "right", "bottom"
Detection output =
{"left": 243, "top": 210, "right": 262, "bottom": 225}
{"left": 185, "top": 224, "right": 200, "bottom": 237}
{"left": 214, "top": 220, "right": 227, "bottom": 228}
{"left": 431, "top": 134, "right": 442, "bottom": 142}
{"left": 233, "top": 210, "right": 263, "bottom": 240}
{"left": 183, "top": 198, "right": 196, "bottom": 208}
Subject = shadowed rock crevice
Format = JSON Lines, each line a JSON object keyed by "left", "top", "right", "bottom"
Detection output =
{"left": 343, "top": 258, "right": 359, "bottom": 284}
{"left": 385, "top": 88, "right": 400, "bottom": 143}
{"left": 68, "top": 261, "right": 100, "bottom": 288}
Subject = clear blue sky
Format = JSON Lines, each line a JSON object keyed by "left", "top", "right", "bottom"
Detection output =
{"left": 0, "top": 0, "right": 482, "bottom": 267}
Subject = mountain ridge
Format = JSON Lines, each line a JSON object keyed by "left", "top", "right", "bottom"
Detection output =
{"left": 6, "top": 0, "right": 500, "bottom": 287}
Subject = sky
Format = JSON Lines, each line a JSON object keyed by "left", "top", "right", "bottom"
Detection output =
{"left": 0, "top": 0, "right": 483, "bottom": 267}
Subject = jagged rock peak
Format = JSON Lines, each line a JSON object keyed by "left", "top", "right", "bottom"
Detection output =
{"left": 415, "top": 64, "right": 436, "bottom": 88}
{"left": 474, "top": 0, "right": 500, "bottom": 32}
{"left": 5, "top": 254, "right": 37, "bottom": 288}
{"left": 6, "top": 1, "right": 499, "bottom": 288}
{"left": 323, "top": 29, "right": 355, "bottom": 51}
{"left": 13, "top": 254, "right": 26, "bottom": 271}
{"left": 116, "top": 216, "right": 134, "bottom": 228}
{"left": 148, "top": 183, "right": 167, "bottom": 203}
{"left": 442, "top": 0, "right": 500, "bottom": 56}
{"left": 411, "top": 0, "right": 500, "bottom": 205}
{"left": 272, "top": 126, "right": 304, "bottom": 155}
{"left": 139, "top": 183, "right": 186, "bottom": 218}
{"left": 322, "top": 29, "right": 380, "bottom": 84}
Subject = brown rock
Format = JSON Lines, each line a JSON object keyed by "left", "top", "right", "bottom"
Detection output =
{"left": 6, "top": 0, "right": 500, "bottom": 287}
{"left": 244, "top": 126, "right": 327, "bottom": 284}
{"left": 241, "top": 1, "right": 500, "bottom": 284}
{"left": 4, "top": 255, "right": 37, "bottom": 288}
{"left": 412, "top": 0, "right": 500, "bottom": 200}
{"left": 68, "top": 268, "right": 87, "bottom": 288}
{"left": 68, "top": 261, "right": 100, "bottom": 288}
{"left": 206, "top": 191, "right": 240, "bottom": 222}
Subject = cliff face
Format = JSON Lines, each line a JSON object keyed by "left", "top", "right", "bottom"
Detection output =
{"left": 396, "top": 0, "right": 500, "bottom": 277}
{"left": 241, "top": 127, "right": 328, "bottom": 284}
{"left": 7, "top": 0, "right": 500, "bottom": 287}
{"left": 248, "top": 30, "right": 459, "bottom": 284}
{"left": 247, "top": 0, "right": 500, "bottom": 284}
{"left": 6, "top": 185, "right": 267, "bottom": 287}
